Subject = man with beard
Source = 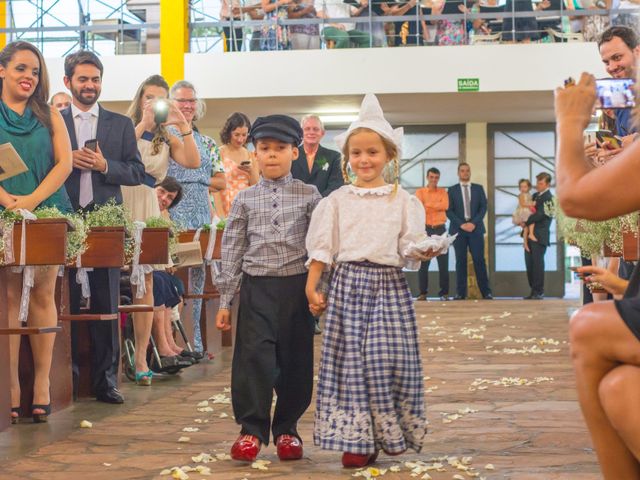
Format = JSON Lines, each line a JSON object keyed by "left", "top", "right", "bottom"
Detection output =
{"left": 62, "top": 50, "right": 144, "bottom": 404}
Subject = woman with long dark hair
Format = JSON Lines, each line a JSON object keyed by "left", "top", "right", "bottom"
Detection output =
{"left": 219, "top": 112, "right": 257, "bottom": 216}
{"left": 0, "top": 41, "right": 73, "bottom": 423}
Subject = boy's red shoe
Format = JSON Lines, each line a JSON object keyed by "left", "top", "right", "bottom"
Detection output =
{"left": 276, "top": 434, "right": 303, "bottom": 460}
{"left": 230, "top": 434, "right": 261, "bottom": 462}
{"left": 341, "top": 451, "right": 379, "bottom": 468}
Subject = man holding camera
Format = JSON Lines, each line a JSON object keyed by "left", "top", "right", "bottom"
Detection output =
{"left": 62, "top": 50, "right": 144, "bottom": 404}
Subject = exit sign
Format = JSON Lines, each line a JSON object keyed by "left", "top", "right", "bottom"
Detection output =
{"left": 458, "top": 78, "right": 480, "bottom": 92}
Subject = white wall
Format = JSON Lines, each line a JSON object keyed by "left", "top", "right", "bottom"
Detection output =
{"left": 44, "top": 43, "right": 607, "bottom": 103}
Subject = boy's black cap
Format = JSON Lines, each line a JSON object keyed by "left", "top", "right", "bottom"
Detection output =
{"left": 249, "top": 114, "right": 303, "bottom": 146}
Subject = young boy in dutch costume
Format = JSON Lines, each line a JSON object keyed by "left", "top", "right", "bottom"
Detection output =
{"left": 215, "top": 115, "right": 321, "bottom": 463}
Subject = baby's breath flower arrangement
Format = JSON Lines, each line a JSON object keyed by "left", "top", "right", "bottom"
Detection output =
{"left": 546, "top": 197, "right": 638, "bottom": 258}
{"left": 83, "top": 199, "right": 135, "bottom": 262}
{"left": 0, "top": 207, "right": 88, "bottom": 264}
{"left": 145, "top": 216, "right": 182, "bottom": 256}
{"left": 33, "top": 206, "right": 88, "bottom": 261}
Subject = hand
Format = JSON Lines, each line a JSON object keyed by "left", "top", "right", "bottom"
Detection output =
{"left": 461, "top": 222, "right": 475, "bottom": 232}
{"left": 577, "top": 265, "right": 628, "bottom": 296}
{"left": 7, "top": 194, "right": 39, "bottom": 212}
{"left": 415, "top": 247, "right": 439, "bottom": 261}
{"left": 594, "top": 146, "right": 622, "bottom": 164}
{"left": 620, "top": 133, "right": 637, "bottom": 149}
{"left": 554, "top": 72, "right": 597, "bottom": 131}
{"left": 278, "top": 0, "right": 291, "bottom": 5}
{"left": 584, "top": 141, "right": 598, "bottom": 159}
{"left": 215, "top": 308, "right": 232, "bottom": 331}
{"left": 163, "top": 101, "right": 189, "bottom": 131}
{"left": 306, "top": 288, "right": 326, "bottom": 317}
{"left": 360, "top": 0, "right": 368, "bottom": 6}
{"left": 238, "top": 161, "right": 252, "bottom": 173}
{"left": 140, "top": 100, "right": 156, "bottom": 131}
{"left": 72, "top": 145, "right": 107, "bottom": 172}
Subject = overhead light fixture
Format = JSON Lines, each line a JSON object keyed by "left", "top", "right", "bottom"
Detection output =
{"left": 318, "top": 114, "right": 359, "bottom": 124}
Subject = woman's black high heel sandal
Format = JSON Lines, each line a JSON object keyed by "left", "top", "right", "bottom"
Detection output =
{"left": 10, "top": 407, "right": 21, "bottom": 425}
{"left": 31, "top": 404, "right": 51, "bottom": 423}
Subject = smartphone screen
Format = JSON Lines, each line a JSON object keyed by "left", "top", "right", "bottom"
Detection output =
{"left": 84, "top": 139, "right": 98, "bottom": 152}
{"left": 595, "top": 78, "right": 636, "bottom": 109}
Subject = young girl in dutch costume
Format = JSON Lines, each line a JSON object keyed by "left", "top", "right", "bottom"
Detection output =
{"left": 305, "top": 94, "right": 439, "bottom": 468}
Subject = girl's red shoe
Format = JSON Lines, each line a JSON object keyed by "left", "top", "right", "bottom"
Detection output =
{"left": 341, "top": 450, "right": 379, "bottom": 468}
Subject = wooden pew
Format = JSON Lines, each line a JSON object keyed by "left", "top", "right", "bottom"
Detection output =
{"left": 59, "top": 227, "right": 125, "bottom": 399}
{"left": 0, "top": 218, "right": 74, "bottom": 422}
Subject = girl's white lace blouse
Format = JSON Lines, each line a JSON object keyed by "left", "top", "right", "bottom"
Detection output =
{"left": 306, "top": 184, "right": 427, "bottom": 270}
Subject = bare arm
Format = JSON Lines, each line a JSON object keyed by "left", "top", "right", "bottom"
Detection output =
{"left": 262, "top": 0, "right": 290, "bottom": 13}
{"left": 210, "top": 171, "right": 226, "bottom": 191}
{"left": 555, "top": 73, "right": 640, "bottom": 220}
{"left": 305, "top": 260, "right": 327, "bottom": 316}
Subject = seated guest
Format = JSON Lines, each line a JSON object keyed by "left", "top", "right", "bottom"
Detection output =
{"left": 153, "top": 178, "right": 200, "bottom": 362}
{"left": 316, "top": 0, "right": 372, "bottom": 48}
{"left": 352, "top": 0, "right": 388, "bottom": 47}
{"left": 0, "top": 41, "right": 73, "bottom": 424}
{"left": 555, "top": 73, "right": 640, "bottom": 478}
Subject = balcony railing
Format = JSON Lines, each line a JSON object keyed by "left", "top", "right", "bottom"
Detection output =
{"left": 0, "top": 0, "right": 637, "bottom": 56}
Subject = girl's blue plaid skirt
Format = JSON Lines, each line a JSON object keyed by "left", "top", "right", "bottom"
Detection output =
{"left": 314, "top": 261, "right": 427, "bottom": 455}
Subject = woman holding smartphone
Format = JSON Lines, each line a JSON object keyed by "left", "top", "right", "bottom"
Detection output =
{"left": 122, "top": 74, "right": 200, "bottom": 385}
{"left": 0, "top": 41, "right": 73, "bottom": 424}
{"left": 168, "top": 80, "right": 225, "bottom": 354}
{"left": 218, "top": 112, "right": 258, "bottom": 216}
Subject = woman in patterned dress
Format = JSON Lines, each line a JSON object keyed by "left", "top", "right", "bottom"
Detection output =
{"left": 168, "top": 80, "right": 226, "bottom": 353}
{"left": 219, "top": 112, "right": 258, "bottom": 217}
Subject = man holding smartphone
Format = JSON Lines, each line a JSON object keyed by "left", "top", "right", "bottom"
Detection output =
{"left": 587, "top": 27, "right": 640, "bottom": 164}
{"left": 61, "top": 51, "right": 144, "bottom": 405}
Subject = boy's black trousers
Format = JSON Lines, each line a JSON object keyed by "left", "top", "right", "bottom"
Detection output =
{"left": 231, "top": 272, "right": 315, "bottom": 445}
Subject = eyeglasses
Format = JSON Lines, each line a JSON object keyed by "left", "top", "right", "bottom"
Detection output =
{"left": 174, "top": 98, "right": 197, "bottom": 104}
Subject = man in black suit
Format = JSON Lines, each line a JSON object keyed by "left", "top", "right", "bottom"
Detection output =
{"left": 62, "top": 51, "right": 145, "bottom": 404}
{"left": 523, "top": 172, "right": 553, "bottom": 300}
{"left": 291, "top": 115, "right": 343, "bottom": 197}
{"left": 447, "top": 162, "right": 492, "bottom": 300}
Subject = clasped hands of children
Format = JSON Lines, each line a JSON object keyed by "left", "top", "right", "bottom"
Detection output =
{"left": 305, "top": 247, "right": 442, "bottom": 317}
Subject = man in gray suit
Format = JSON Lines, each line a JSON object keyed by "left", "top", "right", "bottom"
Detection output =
{"left": 62, "top": 50, "right": 144, "bottom": 404}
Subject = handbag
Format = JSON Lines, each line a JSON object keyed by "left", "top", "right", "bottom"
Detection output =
{"left": 173, "top": 241, "right": 204, "bottom": 269}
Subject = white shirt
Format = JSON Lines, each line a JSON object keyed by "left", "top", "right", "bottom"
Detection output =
{"left": 71, "top": 102, "right": 109, "bottom": 175}
{"left": 306, "top": 184, "right": 427, "bottom": 271}
{"left": 71, "top": 102, "right": 99, "bottom": 145}
{"left": 315, "top": 0, "right": 355, "bottom": 32}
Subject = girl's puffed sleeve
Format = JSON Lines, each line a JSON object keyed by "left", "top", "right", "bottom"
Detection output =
{"left": 399, "top": 194, "right": 428, "bottom": 271}
{"left": 305, "top": 196, "right": 338, "bottom": 270}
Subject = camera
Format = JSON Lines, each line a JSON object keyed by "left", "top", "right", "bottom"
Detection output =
{"left": 153, "top": 99, "right": 170, "bottom": 124}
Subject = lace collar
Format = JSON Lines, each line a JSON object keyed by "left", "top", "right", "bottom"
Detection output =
{"left": 347, "top": 184, "right": 394, "bottom": 197}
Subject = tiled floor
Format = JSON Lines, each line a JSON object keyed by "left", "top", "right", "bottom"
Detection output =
{"left": 0, "top": 299, "right": 600, "bottom": 480}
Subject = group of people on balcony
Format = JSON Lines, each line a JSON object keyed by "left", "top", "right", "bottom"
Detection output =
{"left": 218, "top": 0, "right": 638, "bottom": 49}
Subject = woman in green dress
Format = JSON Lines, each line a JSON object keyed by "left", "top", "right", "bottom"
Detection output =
{"left": 0, "top": 41, "right": 73, "bottom": 424}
